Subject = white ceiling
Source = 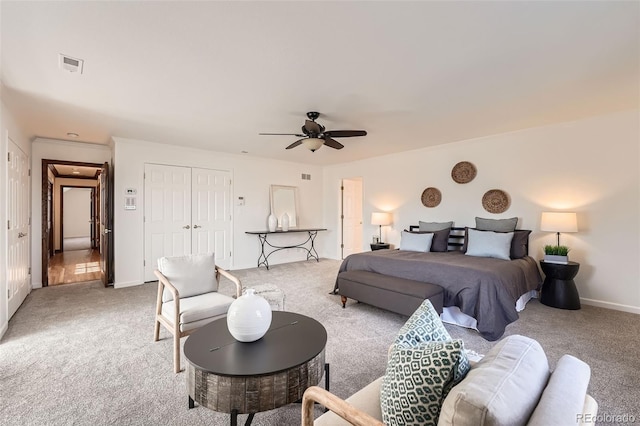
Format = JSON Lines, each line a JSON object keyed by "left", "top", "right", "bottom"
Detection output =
{"left": 1, "top": 1, "right": 638, "bottom": 166}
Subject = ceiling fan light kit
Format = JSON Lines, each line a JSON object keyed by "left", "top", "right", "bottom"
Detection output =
{"left": 259, "top": 111, "right": 367, "bottom": 152}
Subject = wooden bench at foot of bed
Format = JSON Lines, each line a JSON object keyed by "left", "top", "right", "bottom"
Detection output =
{"left": 337, "top": 270, "right": 444, "bottom": 316}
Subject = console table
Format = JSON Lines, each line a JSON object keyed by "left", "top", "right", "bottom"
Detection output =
{"left": 245, "top": 228, "right": 327, "bottom": 270}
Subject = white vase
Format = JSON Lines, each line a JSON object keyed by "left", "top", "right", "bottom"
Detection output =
{"left": 267, "top": 214, "right": 277, "bottom": 232}
{"left": 281, "top": 212, "right": 290, "bottom": 232}
{"left": 226, "top": 289, "right": 273, "bottom": 342}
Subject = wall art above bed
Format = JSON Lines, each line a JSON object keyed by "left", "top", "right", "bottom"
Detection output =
{"left": 482, "top": 189, "right": 510, "bottom": 213}
{"left": 451, "top": 161, "right": 477, "bottom": 184}
{"left": 421, "top": 187, "right": 442, "bottom": 208}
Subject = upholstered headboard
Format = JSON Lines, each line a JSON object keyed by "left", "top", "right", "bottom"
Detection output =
{"left": 408, "top": 226, "right": 466, "bottom": 252}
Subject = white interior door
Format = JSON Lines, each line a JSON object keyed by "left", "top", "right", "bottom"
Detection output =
{"left": 342, "top": 178, "right": 363, "bottom": 258}
{"left": 7, "top": 138, "right": 30, "bottom": 318}
{"left": 191, "top": 168, "right": 232, "bottom": 269}
{"left": 144, "top": 164, "right": 192, "bottom": 281}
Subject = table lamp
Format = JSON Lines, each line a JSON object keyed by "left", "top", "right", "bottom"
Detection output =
{"left": 371, "top": 212, "right": 392, "bottom": 243}
{"left": 540, "top": 212, "right": 578, "bottom": 246}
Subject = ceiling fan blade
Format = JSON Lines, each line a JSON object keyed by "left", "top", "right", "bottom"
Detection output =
{"left": 285, "top": 139, "right": 306, "bottom": 150}
{"left": 304, "top": 119, "right": 322, "bottom": 135}
{"left": 259, "top": 132, "right": 306, "bottom": 137}
{"left": 323, "top": 137, "right": 344, "bottom": 150}
{"left": 324, "top": 130, "right": 367, "bottom": 138}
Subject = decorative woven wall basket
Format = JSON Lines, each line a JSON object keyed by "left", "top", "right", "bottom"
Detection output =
{"left": 451, "top": 161, "right": 477, "bottom": 184}
{"left": 421, "top": 187, "right": 442, "bottom": 208}
{"left": 482, "top": 189, "right": 510, "bottom": 213}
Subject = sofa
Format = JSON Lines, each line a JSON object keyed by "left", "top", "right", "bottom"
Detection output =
{"left": 302, "top": 334, "right": 598, "bottom": 426}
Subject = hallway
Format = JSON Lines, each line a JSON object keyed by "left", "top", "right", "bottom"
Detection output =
{"left": 48, "top": 248, "right": 101, "bottom": 286}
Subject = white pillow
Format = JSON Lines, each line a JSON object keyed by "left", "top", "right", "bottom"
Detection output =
{"left": 158, "top": 253, "right": 218, "bottom": 302}
{"left": 465, "top": 228, "right": 513, "bottom": 260}
{"left": 399, "top": 231, "right": 433, "bottom": 252}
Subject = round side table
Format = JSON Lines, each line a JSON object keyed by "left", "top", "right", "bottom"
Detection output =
{"left": 539, "top": 261, "right": 580, "bottom": 310}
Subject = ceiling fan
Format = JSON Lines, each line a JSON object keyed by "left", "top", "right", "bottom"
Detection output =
{"left": 259, "top": 111, "right": 367, "bottom": 152}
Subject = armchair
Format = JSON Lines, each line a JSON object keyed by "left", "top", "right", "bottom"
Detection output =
{"left": 153, "top": 252, "right": 242, "bottom": 373}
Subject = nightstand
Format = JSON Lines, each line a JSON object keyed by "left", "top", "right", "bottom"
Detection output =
{"left": 370, "top": 243, "right": 390, "bottom": 251}
{"left": 539, "top": 261, "right": 580, "bottom": 310}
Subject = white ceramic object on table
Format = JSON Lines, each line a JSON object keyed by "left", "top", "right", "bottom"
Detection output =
{"left": 226, "top": 289, "right": 273, "bottom": 342}
{"left": 281, "top": 212, "right": 290, "bottom": 232}
{"left": 267, "top": 214, "right": 277, "bottom": 232}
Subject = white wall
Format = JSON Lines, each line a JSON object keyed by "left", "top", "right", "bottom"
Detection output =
{"left": 62, "top": 188, "right": 92, "bottom": 238}
{"left": 1, "top": 97, "right": 31, "bottom": 338}
{"left": 31, "top": 139, "right": 112, "bottom": 288}
{"left": 324, "top": 110, "right": 640, "bottom": 313}
{"left": 112, "top": 138, "right": 325, "bottom": 288}
{"left": 54, "top": 178, "right": 97, "bottom": 250}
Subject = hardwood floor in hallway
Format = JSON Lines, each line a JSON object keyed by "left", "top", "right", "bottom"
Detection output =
{"left": 48, "top": 249, "right": 101, "bottom": 286}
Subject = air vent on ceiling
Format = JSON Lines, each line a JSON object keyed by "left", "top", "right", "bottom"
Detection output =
{"left": 58, "top": 54, "right": 84, "bottom": 74}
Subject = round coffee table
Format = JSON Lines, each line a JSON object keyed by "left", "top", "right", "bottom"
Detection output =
{"left": 184, "top": 311, "right": 328, "bottom": 425}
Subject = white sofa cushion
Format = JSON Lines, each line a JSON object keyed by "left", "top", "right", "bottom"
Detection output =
{"left": 528, "top": 355, "right": 593, "bottom": 426}
{"left": 438, "top": 335, "right": 550, "bottom": 426}
{"left": 158, "top": 253, "right": 218, "bottom": 302}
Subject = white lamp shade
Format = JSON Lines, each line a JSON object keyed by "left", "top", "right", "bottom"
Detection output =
{"left": 371, "top": 212, "right": 392, "bottom": 226}
{"left": 540, "top": 212, "right": 578, "bottom": 232}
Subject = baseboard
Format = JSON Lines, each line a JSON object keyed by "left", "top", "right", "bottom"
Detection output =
{"left": 580, "top": 298, "right": 640, "bottom": 315}
{"left": 114, "top": 280, "right": 143, "bottom": 289}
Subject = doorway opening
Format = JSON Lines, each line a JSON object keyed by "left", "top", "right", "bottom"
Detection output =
{"left": 41, "top": 160, "right": 113, "bottom": 287}
{"left": 49, "top": 186, "right": 99, "bottom": 286}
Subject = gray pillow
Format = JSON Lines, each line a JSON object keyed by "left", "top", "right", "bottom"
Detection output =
{"left": 399, "top": 231, "right": 433, "bottom": 252}
{"left": 476, "top": 217, "right": 518, "bottom": 232}
{"left": 419, "top": 220, "right": 454, "bottom": 232}
{"left": 510, "top": 230, "right": 531, "bottom": 259}
{"left": 405, "top": 228, "right": 450, "bottom": 252}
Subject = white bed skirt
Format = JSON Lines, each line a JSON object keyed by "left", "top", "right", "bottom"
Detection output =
{"left": 441, "top": 290, "right": 538, "bottom": 331}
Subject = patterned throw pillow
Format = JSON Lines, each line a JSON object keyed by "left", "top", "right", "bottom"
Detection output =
{"left": 394, "top": 299, "right": 451, "bottom": 348}
{"left": 381, "top": 340, "right": 470, "bottom": 426}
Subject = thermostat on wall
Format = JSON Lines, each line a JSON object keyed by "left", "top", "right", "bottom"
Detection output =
{"left": 125, "top": 188, "right": 137, "bottom": 195}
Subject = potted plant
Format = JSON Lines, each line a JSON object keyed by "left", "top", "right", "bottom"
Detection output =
{"left": 543, "top": 245, "right": 570, "bottom": 264}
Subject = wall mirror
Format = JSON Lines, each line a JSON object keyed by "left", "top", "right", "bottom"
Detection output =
{"left": 270, "top": 185, "right": 298, "bottom": 228}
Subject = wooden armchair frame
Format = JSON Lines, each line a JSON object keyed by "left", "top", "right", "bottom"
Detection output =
{"left": 153, "top": 266, "right": 242, "bottom": 373}
{"left": 301, "top": 386, "right": 384, "bottom": 426}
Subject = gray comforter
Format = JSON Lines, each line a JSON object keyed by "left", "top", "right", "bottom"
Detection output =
{"left": 336, "top": 250, "right": 542, "bottom": 340}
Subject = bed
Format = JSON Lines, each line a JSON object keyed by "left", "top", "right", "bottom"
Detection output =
{"left": 335, "top": 226, "right": 543, "bottom": 341}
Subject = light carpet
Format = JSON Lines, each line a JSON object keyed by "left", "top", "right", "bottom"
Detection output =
{"left": 1, "top": 259, "right": 638, "bottom": 425}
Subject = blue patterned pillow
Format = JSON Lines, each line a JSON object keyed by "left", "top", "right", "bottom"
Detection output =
{"left": 381, "top": 340, "right": 470, "bottom": 425}
{"left": 395, "top": 299, "right": 451, "bottom": 348}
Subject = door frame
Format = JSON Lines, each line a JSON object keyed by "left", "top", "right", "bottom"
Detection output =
{"left": 41, "top": 159, "right": 106, "bottom": 287}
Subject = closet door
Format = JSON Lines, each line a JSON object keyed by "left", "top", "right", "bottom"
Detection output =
{"left": 191, "top": 168, "right": 232, "bottom": 269}
{"left": 7, "top": 138, "right": 30, "bottom": 318}
{"left": 144, "top": 164, "right": 192, "bottom": 281}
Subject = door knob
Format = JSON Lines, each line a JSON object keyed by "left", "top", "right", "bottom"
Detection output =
{"left": 104, "top": 229, "right": 112, "bottom": 234}
{"left": 183, "top": 225, "right": 191, "bottom": 229}
{"left": 193, "top": 225, "right": 201, "bottom": 229}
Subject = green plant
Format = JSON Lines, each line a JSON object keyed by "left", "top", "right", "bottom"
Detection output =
{"left": 544, "top": 245, "right": 570, "bottom": 256}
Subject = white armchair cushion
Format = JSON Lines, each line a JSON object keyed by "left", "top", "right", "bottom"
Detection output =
{"left": 162, "top": 292, "right": 235, "bottom": 329}
{"left": 438, "top": 335, "right": 549, "bottom": 426}
{"left": 315, "top": 377, "right": 384, "bottom": 426}
{"left": 527, "top": 355, "right": 592, "bottom": 426}
{"left": 158, "top": 253, "right": 218, "bottom": 302}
